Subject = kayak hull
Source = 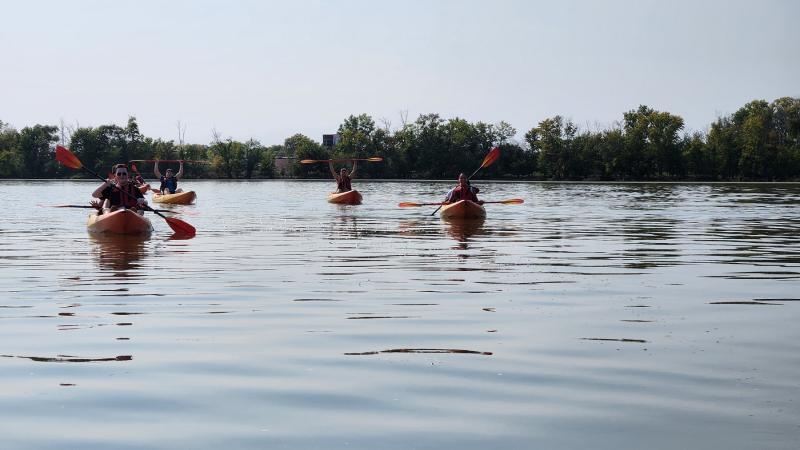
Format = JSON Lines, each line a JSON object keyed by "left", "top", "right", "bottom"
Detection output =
{"left": 152, "top": 190, "right": 196, "bottom": 205}
{"left": 440, "top": 200, "right": 486, "bottom": 220}
{"left": 327, "top": 190, "right": 362, "bottom": 205}
{"left": 87, "top": 209, "right": 153, "bottom": 235}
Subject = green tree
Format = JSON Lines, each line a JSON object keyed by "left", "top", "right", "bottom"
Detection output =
{"left": 0, "top": 120, "right": 22, "bottom": 177}
{"left": 526, "top": 116, "right": 578, "bottom": 180}
{"left": 18, "top": 124, "right": 59, "bottom": 178}
{"left": 285, "top": 134, "right": 326, "bottom": 177}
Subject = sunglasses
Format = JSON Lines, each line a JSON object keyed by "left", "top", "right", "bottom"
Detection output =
{"left": 116, "top": 172, "right": 128, "bottom": 176}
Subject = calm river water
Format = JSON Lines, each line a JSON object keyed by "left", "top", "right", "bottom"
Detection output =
{"left": 1, "top": 179, "right": 799, "bottom": 449}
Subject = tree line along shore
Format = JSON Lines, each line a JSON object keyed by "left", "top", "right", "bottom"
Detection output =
{"left": 1, "top": 97, "right": 798, "bottom": 182}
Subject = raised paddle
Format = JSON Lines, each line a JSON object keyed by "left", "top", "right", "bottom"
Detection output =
{"left": 399, "top": 198, "right": 524, "bottom": 207}
{"left": 431, "top": 147, "right": 501, "bottom": 216}
{"left": 300, "top": 157, "right": 383, "bottom": 164}
{"left": 55, "top": 146, "right": 196, "bottom": 237}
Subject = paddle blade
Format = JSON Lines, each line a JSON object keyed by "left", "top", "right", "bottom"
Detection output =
{"left": 481, "top": 147, "right": 501, "bottom": 169}
{"left": 499, "top": 198, "right": 524, "bottom": 204}
{"left": 398, "top": 202, "right": 423, "bottom": 207}
{"left": 299, "top": 159, "right": 318, "bottom": 164}
{"left": 367, "top": 157, "right": 383, "bottom": 162}
{"left": 164, "top": 216, "right": 196, "bottom": 237}
{"left": 55, "top": 146, "right": 83, "bottom": 169}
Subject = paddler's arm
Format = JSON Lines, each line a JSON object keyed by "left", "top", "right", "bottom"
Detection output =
{"left": 153, "top": 159, "right": 162, "bottom": 178}
{"left": 135, "top": 187, "right": 147, "bottom": 207}
{"left": 350, "top": 160, "right": 357, "bottom": 179}
{"left": 92, "top": 180, "right": 112, "bottom": 198}
{"left": 329, "top": 161, "right": 338, "bottom": 181}
{"left": 443, "top": 187, "right": 455, "bottom": 204}
{"left": 176, "top": 161, "right": 184, "bottom": 180}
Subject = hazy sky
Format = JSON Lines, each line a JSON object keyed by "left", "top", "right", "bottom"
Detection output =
{"left": 2, "top": 0, "right": 798, "bottom": 145}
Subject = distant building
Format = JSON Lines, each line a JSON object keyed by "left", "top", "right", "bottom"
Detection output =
{"left": 322, "top": 133, "right": 340, "bottom": 148}
{"left": 274, "top": 156, "right": 292, "bottom": 177}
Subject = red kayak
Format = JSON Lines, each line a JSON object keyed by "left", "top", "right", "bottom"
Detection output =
{"left": 327, "top": 190, "right": 362, "bottom": 205}
{"left": 86, "top": 208, "right": 153, "bottom": 234}
{"left": 439, "top": 200, "right": 486, "bottom": 220}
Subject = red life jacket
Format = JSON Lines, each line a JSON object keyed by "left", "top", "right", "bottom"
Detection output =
{"left": 449, "top": 185, "right": 479, "bottom": 202}
{"left": 104, "top": 183, "right": 141, "bottom": 208}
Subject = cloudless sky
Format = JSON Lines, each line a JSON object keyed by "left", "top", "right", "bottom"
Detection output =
{"left": 2, "top": 0, "right": 798, "bottom": 145}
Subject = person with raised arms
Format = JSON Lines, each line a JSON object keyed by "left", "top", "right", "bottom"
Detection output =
{"left": 329, "top": 160, "right": 357, "bottom": 193}
{"left": 154, "top": 159, "right": 184, "bottom": 194}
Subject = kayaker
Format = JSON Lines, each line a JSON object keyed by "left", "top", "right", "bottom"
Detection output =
{"left": 91, "top": 164, "right": 148, "bottom": 213}
{"left": 154, "top": 159, "right": 184, "bottom": 194}
{"left": 329, "top": 160, "right": 357, "bottom": 193}
{"left": 444, "top": 173, "right": 482, "bottom": 204}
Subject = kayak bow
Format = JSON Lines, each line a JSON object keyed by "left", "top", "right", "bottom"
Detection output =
{"left": 87, "top": 208, "right": 153, "bottom": 235}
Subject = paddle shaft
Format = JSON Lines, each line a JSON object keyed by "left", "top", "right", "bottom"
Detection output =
{"left": 48, "top": 204, "right": 174, "bottom": 213}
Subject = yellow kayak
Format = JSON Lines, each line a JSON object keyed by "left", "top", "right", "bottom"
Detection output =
{"left": 327, "top": 190, "right": 362, "bottom": 205}
{"left": 152, "top": 191, "right": 197, "bottom": 205}
{"left": 440, "top": 200, "right": 486, "bottom": 220}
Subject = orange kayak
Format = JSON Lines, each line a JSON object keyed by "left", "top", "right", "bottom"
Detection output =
{"left": 440, "top": 200, "right": 486, "bottom": 220}
{"left": 327, "top": 190, "right": 362, "bottom": 205}
{"left": 87, "top": 208, "right": 153, "bottom": 234}
{"left": 152, "top": 191, "right": 196, "bottom": 205}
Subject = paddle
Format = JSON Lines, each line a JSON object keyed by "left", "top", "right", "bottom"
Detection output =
{"left": 300, "top": 157, "right": 383, "bottom": 164}
{"left": 399, "top": 199, "right": 524, "bottom": 207}
{"left": 42, "top": 204, "right": 177, "bottom": 214}
{"left": 55, "top": 146, "right": 196, "bottom": 237}
{"left": 431, "top": 147, "right": 500, "bottom": 216}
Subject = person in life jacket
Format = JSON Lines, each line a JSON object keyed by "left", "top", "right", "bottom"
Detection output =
{"left": 444, "top": 173, "right": 482, "bottom": 204}
{"left": 91, "top": 164, "right": 148, "bottom": 214}
{"left": 329, "top": 160, "right": 357, "bottom": 193}
{"left": 154, "top": 159, "right": 184, "bottom": 194}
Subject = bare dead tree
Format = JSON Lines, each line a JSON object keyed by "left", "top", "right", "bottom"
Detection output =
{"left": 399, "top": 109, "right": 408, "bottom": 127}
{"left": 176, "top": 120, "right": 187, "bottom": 157}
{"left": 379, "top": 117, "right": 392, "bottom": 132}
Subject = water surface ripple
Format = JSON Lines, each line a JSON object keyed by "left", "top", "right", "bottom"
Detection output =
{"left": 1, "top": 180, "right": 798, "bottom": 449}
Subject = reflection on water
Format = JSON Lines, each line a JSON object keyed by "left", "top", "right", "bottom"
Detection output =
{"left": 0, "top": 180, "right": 799, "bottom": 450}
{"left": 89, "top": 233, "right": 149, "bottom": 274}
{"left": 443, "top": 217, "right": 485, "bottom": 246}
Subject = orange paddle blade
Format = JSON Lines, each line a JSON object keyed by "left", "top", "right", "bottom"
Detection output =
{"left": 488, "top": 198, "right": 524, "bottom": 204}
{"left": 399, "top": 201, "right": 445, "bottom": 207}
{"left": 366, "top": 157, "right": 383, "bottom": 162}
{"left": 55, "top": 146, "right": 83, "bottom": 169}
{"left": 481, "top": 147, "right": 500, "bottom": 168}
{"left": 164, "top": 216, "right": 196, "bottom": 237}
{"left": 299, "top": 159, "right": 320, "bottom": 164}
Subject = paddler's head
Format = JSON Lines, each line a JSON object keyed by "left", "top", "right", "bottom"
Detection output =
{"left": 458, "top": 173, "right": 468, "bottom": 187}
{"left": 340, "top": 167, "right": 348, "bottom": 177}
{"left": 113, "top": 164, "right": 130, "bottom": 185}
{"left": 166, "top": 168, "right": 174, "bottom": 178}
